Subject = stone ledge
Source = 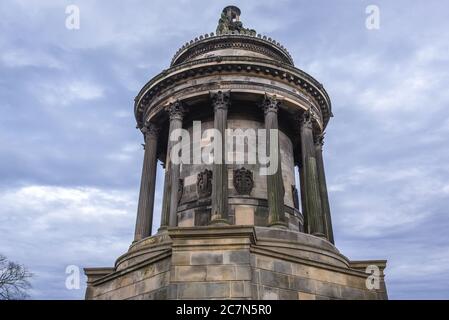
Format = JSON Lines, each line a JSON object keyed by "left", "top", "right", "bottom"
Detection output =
{"left": 134, "top": 56, "right": 332, "bottom": 129}
{"left": 84, "top": 267, "right": 115, "bottom": 284}
{"left": 88, "top": 250, "right": 171, "bottom": 286}
{"left": 115, "top": 246, "right": 172, "bottom": 271}
{"left": 250, "top": 246, "right": 366, "bottom": 279}
{"left": 168, "top": 225, "right": 257, "bottom": 245}
{"left": 127, "top": 230, "right": 172, "bottom": 252}
{"left": 350, "top": 260, "right": 387, "bottom": 271}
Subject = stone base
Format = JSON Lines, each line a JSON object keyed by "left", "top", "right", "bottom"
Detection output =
{"left": 84, "top": 226, "right": 387, "bottom": 300}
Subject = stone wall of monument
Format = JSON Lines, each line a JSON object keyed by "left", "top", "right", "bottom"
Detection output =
{"left": 251, "top": 254, "right": 386, "bottom": 300}
{"left": 177, "top": 116, "right": 300, "bottom": 229}
{"left": 86, "top": 257, "right": 171, "bottom": 300}
{"left": 85, "top": 227, "right": 387, "bottom": 300}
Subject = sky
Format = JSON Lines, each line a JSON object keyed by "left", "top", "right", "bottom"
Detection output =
{"left": 0, "top": 0, "right": 448, "bottom": 299}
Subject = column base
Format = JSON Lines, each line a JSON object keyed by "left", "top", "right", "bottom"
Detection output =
{"left": 209, "top": 218, "right": 230, "bottom": 226}
{"left": 268, "top": 221, "right": 289, "bottom": 229}
{"left": 312, "top": 232, "right": 327, "bottom": 239}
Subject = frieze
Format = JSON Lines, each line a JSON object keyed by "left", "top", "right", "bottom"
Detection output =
{"left": 135, "top": 57, "right": 331, "bottom": 129}
{"left": 136, "top": 56, "right": 327, "bottom": 103}
{"left": 144, "top": 81, "right": 324, "bottom": 131}
{"left": 148, "top": 80, "right": 316, "bottom": 111}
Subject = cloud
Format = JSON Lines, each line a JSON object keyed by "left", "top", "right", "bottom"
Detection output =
{"left": 32, "top": 80, "right": 105, "bottom": 107}
{"left": 0, "top": 48, "right": 62, "bottom": 69}
{"left": 0, "top": 185, "right": 137, "bottom": 299}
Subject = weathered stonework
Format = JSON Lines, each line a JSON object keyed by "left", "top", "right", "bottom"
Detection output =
{"left": 176, "top": 118, "right": 300, "bottom": 230}
{"left": 84, "top": 6, "right": 388, "bottom": 300}
{"left": 196, "top": 169, "right": 212, "bottom": 199}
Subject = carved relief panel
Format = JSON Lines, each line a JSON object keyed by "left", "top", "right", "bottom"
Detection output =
{"left": 196, "top": 169, "right": 212, "bottom": 198}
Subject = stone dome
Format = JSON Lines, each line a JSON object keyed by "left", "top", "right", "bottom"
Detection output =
{"left": 171, "top": 6, "right": 294, "bottom": 66}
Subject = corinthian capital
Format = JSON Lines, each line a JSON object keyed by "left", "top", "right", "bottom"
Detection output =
{"left": 314, "top": 132, "right": 325, "bottom": 148}
{"left": 261, "top": 94, "right": 280, "bottom": 115}
{"left": 141, "top": 122, "right": 160, "bottom": 140}
{"left": 166, "top": 100, "right": 186, "bottom": 121}
{"left": 210, "top": 90, "right": 230, "bottom": 111}
{"left": 297, "top": 108, "right": 314, "bottom": 129}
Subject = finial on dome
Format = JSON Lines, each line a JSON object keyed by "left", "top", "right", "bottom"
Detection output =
{"left": 216, "top": 5, "right": 256, "bottom": 36}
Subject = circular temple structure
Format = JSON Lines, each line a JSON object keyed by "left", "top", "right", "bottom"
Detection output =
{"left": 84, "top": 6, "right": 387, "bottom": 300}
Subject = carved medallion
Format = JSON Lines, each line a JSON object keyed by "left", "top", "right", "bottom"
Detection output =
{"left": 196, "top": 169, "right": 212, "bottom": 198}
{"left": 233, "top": 167, "right": 253, "bottom": 195}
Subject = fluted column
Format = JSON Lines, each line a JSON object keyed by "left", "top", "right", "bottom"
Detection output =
{"left": 159, "top": 160, "right": 170, "bottom": 230}
{"left": 299, "top": 109, "right": 325, "bottom": 237}
{"left": 315, "top": 134, "right": 334, "bottom": 244}
{"left": 297, "top": 160, "right": 308, "bottom": 233}
{"left": 262, "top": 95, "right": 287, "bottom": 228}
{"left": 160, "top": 101, "right": 185, "bottom": 230}
{"left": 210, "top": 91, "right": 230, "bottom": 224}
{"left": 134, "top": 123, "right": 159, "bottom": 241}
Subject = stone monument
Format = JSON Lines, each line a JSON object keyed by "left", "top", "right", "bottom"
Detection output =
{"left": 84, "top": 6, "right": 388, "bottom": 300}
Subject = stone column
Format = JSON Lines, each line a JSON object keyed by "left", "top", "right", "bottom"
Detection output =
{"left": 134, "top": 123, "right": 159, "bottom": 241}
{"left": 314, "top": 134, "right": 334, "bottom": 244}
{"left": 299, "top": 109, "right": 325, "bottom": 237}
{"left": 297, "top": 160, "right": 308, "bottom": 233}
{"left": 262, "top": 95, "right": 287, "bottom": 228}
{"left": 160, "top": 101, "right": 185, "bottom": 230}
{"left": 210, "top": 91, "right": 230, "bottom": 224}
{"left": 159, "top": 160, "right": 170, "bottom": 231}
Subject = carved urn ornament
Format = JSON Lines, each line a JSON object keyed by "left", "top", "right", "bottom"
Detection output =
{"left": 233, "top": 167, "right": 254, "bottom": 195}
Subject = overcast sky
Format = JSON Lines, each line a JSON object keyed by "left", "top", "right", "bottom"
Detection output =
{"left": 1, "top": 0, "right": 448, "bottom": 299}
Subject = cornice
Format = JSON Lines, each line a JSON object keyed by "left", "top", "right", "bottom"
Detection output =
{"left": 134, "top": 56, "right": 332, "bottom": 129}
{"left": 142, "top": 78, "right": 324, "bottom": 131}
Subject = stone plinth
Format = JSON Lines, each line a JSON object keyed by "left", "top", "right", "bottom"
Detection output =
{"left": 85, "top": 226, "right": 387, "bottom": 300}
